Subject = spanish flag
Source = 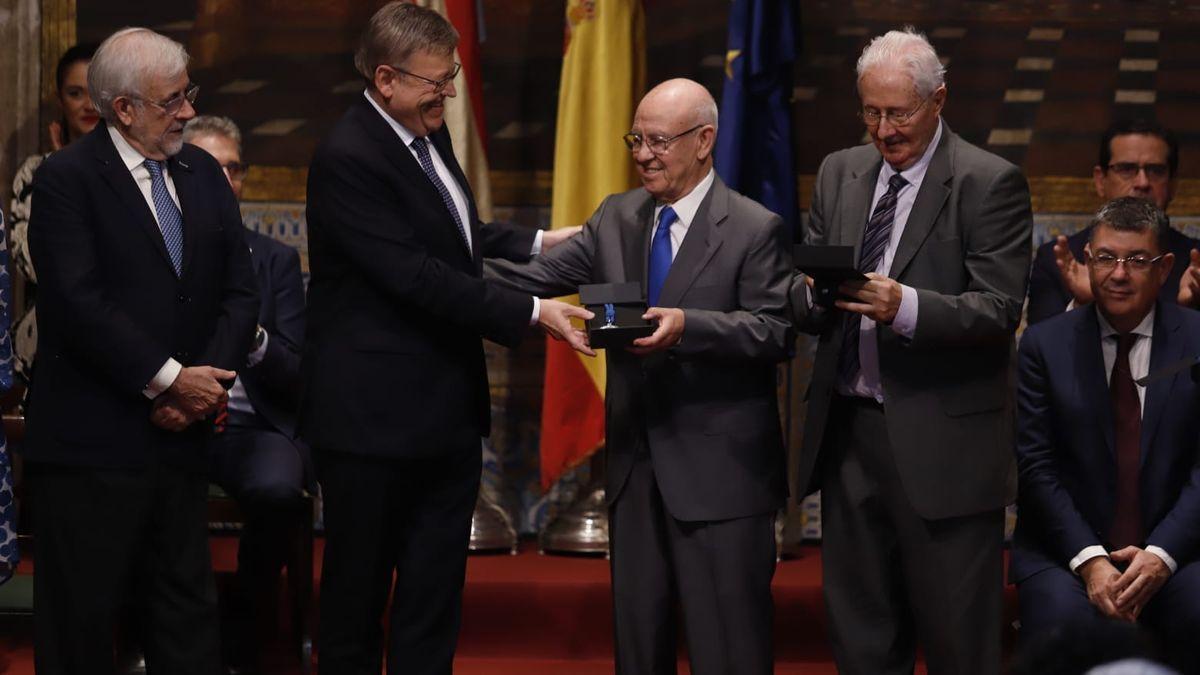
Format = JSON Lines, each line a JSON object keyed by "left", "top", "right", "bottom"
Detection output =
{"left": 540, "top": 0, "right": 645, "bottom": 489}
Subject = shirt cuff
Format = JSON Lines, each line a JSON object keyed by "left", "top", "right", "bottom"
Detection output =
{"left": 247, "top": 329, "right": 269, "bottom": 367}
{"left": 804, "top": 278, "right": 814, "bottom": 310}
{"left": 143, "top": 358, "right": 182, "bottom": 399}
{"left": 530, "top": 296, "right": 540, "bottom": 326}
{"left": 889, "top": 284, "right": 919, "bottom": 339}
{"left": 531, "top": 230, "right": 544, "bottom": 256}
{"left": 1069, "top": 545, "right": 1109, "bottom": 574}
{"left": 1146, "top": 545, "right": 1178, "bottom": 574}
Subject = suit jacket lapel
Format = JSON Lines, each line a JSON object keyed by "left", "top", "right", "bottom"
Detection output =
{"left": 168, "top": 154, "right": 199, "bottom": 279}
{"left": 1141, "top": 304, "right": 1183, "bottom": 461}
{"left": 622, "top": 194, "right": 654, "bottom": 292}
{"left": 429, "top": 128, "right": 479, "bottom": 264}
{"left": 840, "top": 159, "right": 879, "bottom": 251}
{"left": 93, "top": 125, "right": 177, "bottom": 274}
{"left": 1077, "top": 307, "right": 1115, "bottom": 458}
{"left": 657, "top": 177, "right": 726, "bottom": 307}
{"left": 889, "top": 128, "right": 953, "bottom": 279}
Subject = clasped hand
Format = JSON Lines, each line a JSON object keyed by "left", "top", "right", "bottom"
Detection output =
{"left": 1079, "top": 548, "right": 1171, "bottom": 622}
{"left": 835, "top": 273, "right": 903, "bottom": 324}
{"left": 150, "top": 365, "right": 236, "bottom": 432}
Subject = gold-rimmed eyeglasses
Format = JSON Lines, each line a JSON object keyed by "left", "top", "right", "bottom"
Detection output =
{"left": 859, "top": 96, "right": 929, "bottom": 128}
{"left": 1086, "top": 251, "right": 1166, "bottom": 273}
{"left": 136, "top": 83, "right": 199, "bottom": 116}
{"left": 622, "top": 124, "right": 704, "bottom": 155}
{"left": 390, "top": 62, "right": 461, "bottom": 93}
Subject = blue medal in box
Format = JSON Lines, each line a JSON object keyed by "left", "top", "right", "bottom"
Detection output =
{"left": 578, "top": 282, "right": 655, "bottom": 350}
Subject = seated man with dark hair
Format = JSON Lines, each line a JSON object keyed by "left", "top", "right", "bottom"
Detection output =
{"left": 1013, "top": 196, "right": 1200, "bottom": 673}
{"left": 184, "top": 115, "right": 311, "bottom": 673}
{"left": 1027, "top": 119, "right": 1200, "bottom": 324}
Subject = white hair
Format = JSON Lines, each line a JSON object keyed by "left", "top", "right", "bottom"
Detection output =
{"left": 697, "top": 96, "right": 719, "bottom": 129}
{"left": 88, "top": 27, "right": 189, "bottom": 120}
{"left": 183, "top": 115, "right": 243, "bottom": 153}
{"left": 856, "top": 27, "right": 945, "bottom": 97}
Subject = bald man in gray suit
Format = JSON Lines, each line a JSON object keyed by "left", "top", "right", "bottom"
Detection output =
{"left": 489, "top": 78, "right": 791, "bottom": 675}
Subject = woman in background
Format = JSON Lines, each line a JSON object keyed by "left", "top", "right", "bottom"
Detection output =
{"left": 9, "top": 43, "right": 98, "bottom": 388}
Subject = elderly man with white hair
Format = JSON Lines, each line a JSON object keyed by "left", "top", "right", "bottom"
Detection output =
{"left": 24, "top": 27, "right": 258, "bottom": 674}
{"left": 790, "top": 27, "right": 1033, "bottom": 673}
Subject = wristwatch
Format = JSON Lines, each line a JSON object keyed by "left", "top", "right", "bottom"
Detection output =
{"left": 253, "top": 325, "right": 266, "bottom": 352}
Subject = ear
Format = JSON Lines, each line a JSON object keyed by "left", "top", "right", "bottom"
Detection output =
{"left": 373, "top": 65, "right": 397, "bottom": 99}
{"left": 111, "top": 97, "right": 137, "bottom": 127}
{"left": 696, "top": 124, "right": 716, "bottom": 162}
{"left": 929, "top": 85, "right": 947, "bottom": 116}
{"left": 1092, "top": 165, "right": 1107, "bottom": 199}
{"left": 1158, "top": 251, "right": 1176, "bottom": 284}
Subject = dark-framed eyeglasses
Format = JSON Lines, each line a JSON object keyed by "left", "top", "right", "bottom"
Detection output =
{"left": 859, "top": 96, "right": 929, "bottom": 128}
{"left": 622, "top": 124, "right": 705, "bottom": 155}
{"left": 221, "top": 161, "right": 249, "bottom": 181}
{"left": 389, "top": 62, "right": 461, "bottom": 93}
{"left": 1107, "top": 162, "right": 1170, "bottom": 183}
{"left": 1086, "top": 251, "right": 1166, "bottom": 272}
{"left": 137, "top": 83, "right": 199, "bottom": 116}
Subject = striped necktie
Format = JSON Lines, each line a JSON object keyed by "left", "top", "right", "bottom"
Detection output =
{"left": 144, "top": 159, "right": 184, "bottom": 276}
{"left": 411, "top": 137, "right": 471, "bottom": 255}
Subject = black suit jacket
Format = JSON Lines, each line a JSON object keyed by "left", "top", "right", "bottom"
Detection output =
{"left": 24, "top": 123, "right": 259, "bottom": 471}
{"left": 1027, "top": 224, "right": 1197, "bottom": 326}
{"left": 488, "top": 177, "right": 793, "bottom": 521}
{"left": 301, "top": 96, "right": 535, "bottom": 458}
{"left": 241, "top": 229, "right": 305, "bottom": 438}
{"left": 1011, "top": 302, "right": 1200, "bottom": 583}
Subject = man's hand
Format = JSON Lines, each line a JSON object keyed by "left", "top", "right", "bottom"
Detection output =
{"left": 628, "top": 307, "right": 684, "bottom": 356}
{"left": 165, "top": 365, "right": 235, "bottom": 418}
{"left": 835, "top": 273, "right": 903, "bottom": 324}
{"left": 1111, "top": 546, "right": 1171, "bottom": 619}
{"left": 541, "top": 225, "right": 583, "bottom": 252}
{"left": 538, "top": 298, "right": 595, "bottom": 357}
{"left": 1079, "top": 556, "right": 1133, "bottom": 621}
{"left": 150, "top": 398, "right": 195, "bottom": 432}
{"left": 1054, "top": 235, "right": 1094, "bottom": 306}
{"left": 1177, "top": 248, "right": 1200, "bottom": 308}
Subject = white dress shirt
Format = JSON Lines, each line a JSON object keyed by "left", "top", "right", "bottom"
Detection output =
{"left": 363, "top": 91, "right": 543, "bottom": 322}
{"left": 110, "top": 126, "right": 189, "bottom": 400}
{"left": 837, "top": 120, "right": 943, "bottom": 401}
{"left": 651, "top": 169, "right": 716, "bottom": 261}
{"left": 1069, "top": 307, "right": 1177, "bottom": 575}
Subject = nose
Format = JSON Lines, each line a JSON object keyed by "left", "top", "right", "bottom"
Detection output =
{"left": 441, "top": 79, "right": 457, "bottom": 98}
{"left": 1131, "top": 167, "right": 1152, "bottom": 188}
{"left": 632, "top": 140, "right": 655, "bottom": 163}
{"left": 1110, "top": 259, "right": 1132, "bottom": 281}
{"left": 178, "top": 97, "right": 197, "bottom": 121}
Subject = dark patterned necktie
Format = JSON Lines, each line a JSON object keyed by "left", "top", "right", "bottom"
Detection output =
{"left": 144, "top": 159, "right": 184, "bottom": 276}
{"left": 837, "top": 172, "right": 908, "bottom": 387}
{"left": 1109, "top": 332, "right": 1142, "bottom": 548}
{"left": 411, "top": 137, "right": 471, "bottom": 254}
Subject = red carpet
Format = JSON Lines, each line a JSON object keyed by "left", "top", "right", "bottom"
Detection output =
{"left": 0, "top": 538, "right": 1018, "bottom": 673}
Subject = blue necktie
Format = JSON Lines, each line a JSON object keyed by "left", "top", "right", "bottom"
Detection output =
{"left": 143, "top": 159, "right": 184, "bottom": 276}
{"left": 837, "top": 172, "right": 907, "bottom": 386}
{"left": 411, "top": 138, "right": 471, "bottom": 254}
{"left": 647, "top": 206, "right": 677, "bottom": 307}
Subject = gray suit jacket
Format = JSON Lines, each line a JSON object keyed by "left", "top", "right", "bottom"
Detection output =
{"left": 793, "top": 125, "right": 1033, "bottom": 521}
{"left": 489, "top": 176, "right": 792, "bottom": 521}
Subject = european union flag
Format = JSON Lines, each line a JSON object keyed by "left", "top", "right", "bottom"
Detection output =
{"left": 715, "top": 0, "right": 799, "bottom": 238}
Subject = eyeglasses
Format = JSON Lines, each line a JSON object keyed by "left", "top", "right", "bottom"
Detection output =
{"left": 1087, "top": 251, "right": 1166, "bottom": 272}
{"left": 859, "top": 96, "right": 929, "bottom": 127}
{"left": 136, "top": 83, "right": 199, "bottom": 116}
{"left": 622, "top": 124, "right": 704, "bottom": 155}
{"left": 220, "top": 161, "right": 249, "bottom": 181}
{"left": 390, "top": 62, "right": 461, "bottom": 93}
{"left": 1107, "top": 162, "right": 1170, "bottom": 183}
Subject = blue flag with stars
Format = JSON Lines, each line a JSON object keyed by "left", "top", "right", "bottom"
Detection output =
{"left": 714, "top": 0, "right": 799, "bottom": 237}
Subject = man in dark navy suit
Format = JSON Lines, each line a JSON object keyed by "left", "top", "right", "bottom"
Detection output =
{"left": 1027, "top": 119, "right": 1200, "bottom": 324}
{"left": 1013, "top": 197, "right": 1200, "bottom": 673}
{"left": 186, "top": 115, "right": 309, "bottom": 674}
{"left": 25, "top": 28, "right": 258, "bottom": 675}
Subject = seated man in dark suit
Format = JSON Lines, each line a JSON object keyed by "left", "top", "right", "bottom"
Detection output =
{"left": 184, "top": 115, "right": 310, "bottom": 673}
{"left": 1013, "top": 197, "right": 1200, "bottom": 673}
{"left": 1027, "top": 119, "right": 1200, "bottom": 324}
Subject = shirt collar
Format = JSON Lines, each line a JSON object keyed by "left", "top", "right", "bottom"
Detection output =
{"left": 1097, "top": 305, "right": 1156, "bottom": 340}
{"left": 364, "top": 89, "right": 420, "bottom": 148}
{"left": 657, "top": 168, "right": 716, "bottom": 227}
{"left": 108, "top": 124, "right": 152, "bottom": 172}
{"left": 879, "top": 117, "right": 943, "bottom": 186}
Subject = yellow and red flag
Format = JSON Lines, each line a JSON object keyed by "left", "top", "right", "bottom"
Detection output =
{"left": 540, "top": 0, "right": 645, "bottom": 489}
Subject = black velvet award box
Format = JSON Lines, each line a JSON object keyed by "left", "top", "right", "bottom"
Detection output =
{"left": 793, "top": 245, "right": 867, "bottom": 309}
{"left": 578, "top": 282, "right": 655, "bottom": 350}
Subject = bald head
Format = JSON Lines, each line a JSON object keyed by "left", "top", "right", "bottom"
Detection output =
{"left": 629, "top": 79, "right": 718, "bottom": 203}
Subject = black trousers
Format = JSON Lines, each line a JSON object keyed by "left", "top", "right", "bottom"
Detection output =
{"left": 208, "top": 411, "right": 308, "bottom": 668}
{"left": 820, "top": 396, "right": 1005, "bottom": 675}
{"left": 315, "top": 443, "right": 479, "bottom": 675}
{"left": 29, "top": 459, "right": 219, "bottom": 675}
{"left": 609, "top": 452, "right": 777, "bottom": 675}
